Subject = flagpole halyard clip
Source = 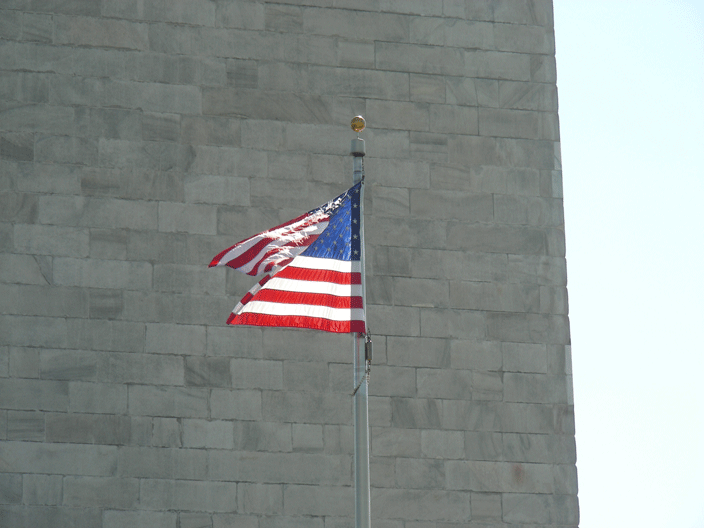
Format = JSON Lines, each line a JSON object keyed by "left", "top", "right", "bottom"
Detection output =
{"left": 352, "top": 331, "right": 372, "bottom": 397}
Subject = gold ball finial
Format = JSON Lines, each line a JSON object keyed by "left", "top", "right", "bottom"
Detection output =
{"left": 351, "top": 115, "right": 366, "bottom": 133}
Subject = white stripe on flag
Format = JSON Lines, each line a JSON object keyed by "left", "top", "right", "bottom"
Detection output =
{"left": 288, "top": 256, "right": 361, "bottom": 273}
{"left": 239, "top": 301, "right": 365, "bottom": 321}
{"left": 264, "top": 276, "right": 362, "bottom": 297}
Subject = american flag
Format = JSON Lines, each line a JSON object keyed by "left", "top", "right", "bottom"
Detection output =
{"left": 209, "top": 182, "right": 365, "bottom": 333}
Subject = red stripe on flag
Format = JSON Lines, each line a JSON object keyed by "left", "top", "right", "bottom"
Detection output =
{"left": 252, "top": 289, "right": 364, "bottom": 309}
{"left": 229, "top": 312, "right": 365, "bottom": 333}
{"left": 276, "top": 266, "right": 362, "bottom": 285}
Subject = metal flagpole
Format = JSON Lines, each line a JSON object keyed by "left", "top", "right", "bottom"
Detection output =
{"left": 350, "top": 116, "right": 370, "bottom": 528}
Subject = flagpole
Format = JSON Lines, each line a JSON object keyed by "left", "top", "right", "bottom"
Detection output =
{"left": 350, "top": 116, "right": 370, "bottom": 528}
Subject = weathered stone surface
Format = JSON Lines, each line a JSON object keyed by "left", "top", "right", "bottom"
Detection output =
{"left": 68, "top": 381, "right": 128, "bottom": 414}
{"left": 372, "top": 488, "right": 471, "bottom": 522}
{"left": 416, "top": 369, "right": 471, "bottom": 400}
{"left": 45, "top": 413, "right": 132, "bottom": 445}
{"left": 182, "top": 419, "right": 234, "bottom": 449}
{"left": 263, "top": 390, "right": 350, "bottom": 424}
{"left": 54, "top": 258, "right": 152, "bottom": 291}
{"left": 100, "top": 353, "right": 183, "bottom": 387}
{"left": 292, "top": 423, "right": 324, "bottom": 452}
{"left": 387, "top": 337, "right": 450, "bottom": 368}
{"left": 446, "top": 460, "right": 554, "bottom": 493}
{"left": 0, "top": 506, "right": 102, "bottom": 527}
{"left": 283, "top": 485, "right": 353, "bottom": 517}
{"left": 209, "top": 451, "right": 351, "bottom": 486}
{"left": 395, "top": 458, "right": 445, "bottom": 489}
{"left": 0, "top": 441, "right": 117, "bottom": 476}
{"left": 465, "top": 431, "right": 503, "bottom": 461}
{"left": 0, "top": 379, "right": 68, "bottom": 412}
{"left": 376, "top": 42, "right": 464, "bottom": 76}
{"left": 21, "top": 474, "right": 62, "bottom": 506}
{"left": 63, "top": 476, "right": 139, "bottom": 509}
{"left": 39, "top": 195, "right": 158, "bottom": 230}
{"left": 7, "top": 411, "right": 44, "bottom": 441}
{"left": 116, "top": 446, "right": 205, "bottom": 481}
{"left": 233, "top": 421, "right": 291, "bottom": 453}
{"left": 210, "top": 389, "right": 262, "bottom": 421}
{"left": 140, "top": 479, "right": 239, "bottom": 512}
{"left": 421, "top": 429, "right": 464, "bottom": 459}
{"left": 129, "top": 386, "right": 209, "bottom": 418}
{"left": 238, "top": 483, "right": 283, "bottom": 515}
{"left": 104, "top": 511, "right": 177, "bottom": 528}
{"left": 391, "top": 398, "right": 441, "bottom": 429}
{"left": 146, "top": 323, "right": 206, "bottom": 356}
{"left": 372, "top": 427, "right": 421, "bottom": 458}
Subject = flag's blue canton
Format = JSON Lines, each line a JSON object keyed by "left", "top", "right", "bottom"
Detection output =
{"left": 302, "top": 182, "right": 362, "bottom": 262}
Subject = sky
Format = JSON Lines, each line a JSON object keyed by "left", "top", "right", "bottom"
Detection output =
{"left": 553, "top": 1, "right": 704, "bottom": 527}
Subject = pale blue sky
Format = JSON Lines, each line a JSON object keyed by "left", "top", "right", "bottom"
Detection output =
{"left": 554, "top": 1, "right": 704, "bottom": 526}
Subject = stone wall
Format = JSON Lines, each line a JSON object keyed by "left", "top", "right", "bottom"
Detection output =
{"left": 0, "top": 1, "right": 578, "bottom": 527}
